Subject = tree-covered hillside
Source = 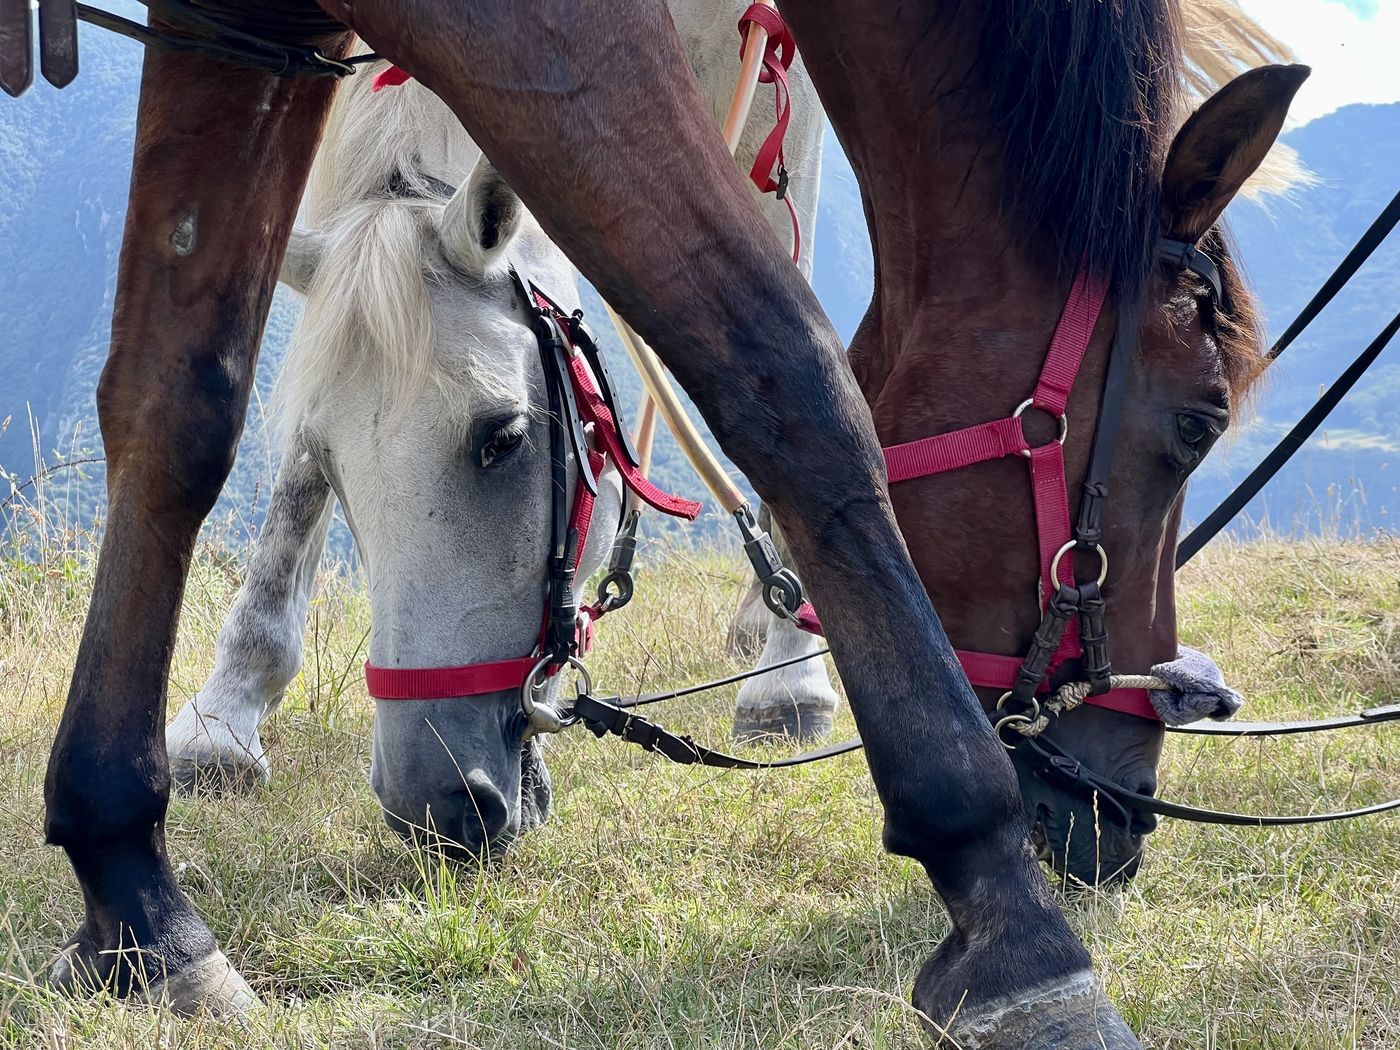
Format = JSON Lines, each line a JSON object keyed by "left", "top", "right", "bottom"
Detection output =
{"left": 2, "top": 20, "right": 1397, "bottom": 549}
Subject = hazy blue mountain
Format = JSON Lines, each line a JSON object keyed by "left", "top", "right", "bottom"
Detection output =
{"left": 1, "top": 20, "right": 1396, "bottom": 551}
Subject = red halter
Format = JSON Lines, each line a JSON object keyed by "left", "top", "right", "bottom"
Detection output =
{"left": 793, "top": 268, "right": 1159, "bottom": 722}
{"left": 365, "top": 276, "right": 700, "bottom": 703}
{"left": 881, "top": 268, "right": 1159, "bottom": 720}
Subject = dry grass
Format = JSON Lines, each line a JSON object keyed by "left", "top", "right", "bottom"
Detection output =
{"left": 1, "top": 510, "right": 1398, "bottom": 1048}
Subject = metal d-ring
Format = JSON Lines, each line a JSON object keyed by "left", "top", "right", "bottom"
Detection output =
{"left": 994, "top": 712, "right": 1034, "bottom": 750}
{"left": 994, "top": 692, "right": 1041, "bottom": 750}
{"left": 1013, "top": 398, "right": 1068, "bottom": 458}
{"left": 521, "top": 655, "right": 592, "bottom": 737}
{"left": 995, "top": 691, "right": 1041, "bottom": 717}
{"left": 1049, "top": 539, "right": 1108, "bottom": 587}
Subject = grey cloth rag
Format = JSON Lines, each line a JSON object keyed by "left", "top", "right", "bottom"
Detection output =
{"left": 1148, "top": 646, "right": 1244, "bottom": 726}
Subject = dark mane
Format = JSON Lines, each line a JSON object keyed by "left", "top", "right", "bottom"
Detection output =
{"left": 958, "top": 0, "right": 1184, "bottom": 295}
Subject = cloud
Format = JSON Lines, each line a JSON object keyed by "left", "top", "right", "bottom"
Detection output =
{"left": 1239, "top": 0, "right": 1400, "bottom": 124}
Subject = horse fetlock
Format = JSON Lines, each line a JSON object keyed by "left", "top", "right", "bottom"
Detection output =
{"left": 166, "top": 700, "right": 269, "bottom": 795}
{"left": 49, "top": 838, "right": 256, "bottom": 1016}
{"left": 910, "top": 890, "right": 1114, "bottom": 1049}
{"left": 726, "top": 580, "right": 770, "bottom": 659}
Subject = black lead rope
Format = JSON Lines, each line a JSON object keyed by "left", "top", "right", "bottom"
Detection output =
{"left": 1169, "top": 701, "right": 1400, "bottom": 736}
{"left": 574, "top": 689, "right": 1400, "bottom": 823}
{"left": 1176, "top": 309, "right": 1400, "bottom": 567}
{"left": 1176, "top": 188, "right": 1400, "bottom": 565}
{"left": 72, "top": 2, "right": 375, "bottom": 80}
{"left": 572, "top": 692, "right": 863, "bottom": 769}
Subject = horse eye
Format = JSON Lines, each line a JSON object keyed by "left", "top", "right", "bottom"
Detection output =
{"left": 480, "top": 426, "right": 525, "bottom": 468}
{"left": 1176, "top": 414, "right": 1210, "bottom": 447}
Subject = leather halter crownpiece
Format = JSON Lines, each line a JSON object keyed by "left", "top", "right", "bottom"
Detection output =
{"left": 364, "top": 269, "right": 699, "bottom": 702}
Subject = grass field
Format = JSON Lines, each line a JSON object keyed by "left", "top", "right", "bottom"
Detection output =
{"left": 2, "top": 525, "right": 1398, "bottom": 1048}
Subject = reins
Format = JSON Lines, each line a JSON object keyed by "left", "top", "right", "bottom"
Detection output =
{"left": 74, "top": 3, "right": 367, "bottom": 83}
{"left": 1177, "top": 188, "right": 1400, "bottom": 564}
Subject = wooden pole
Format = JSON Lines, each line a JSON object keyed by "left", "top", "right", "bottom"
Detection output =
{"left": 605, "top": 303, "right": 745, "bottom": 512}
{"left": 634, "top": 392, "right": 657, "bottom": 475}
{"left": 606, "top": 0, "right": 777, "bottom": 512}
{"left": 721, "top": 0, "right": 776, "bottom": 152}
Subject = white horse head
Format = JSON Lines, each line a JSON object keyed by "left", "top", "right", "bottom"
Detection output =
{"left": 279, "top": 154, "right": 622, "bottom": 858}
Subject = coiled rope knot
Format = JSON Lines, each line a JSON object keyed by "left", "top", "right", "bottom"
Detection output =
{"left": 1013, "top": 675, "right": 1170, "bottom": 738}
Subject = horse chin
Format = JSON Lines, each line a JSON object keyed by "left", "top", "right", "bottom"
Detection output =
{"left": 1032, "top": 804, "right": 1145, "bottom": 887}
{"left": 518, "top": 738, "right": 554, "bottom": 836}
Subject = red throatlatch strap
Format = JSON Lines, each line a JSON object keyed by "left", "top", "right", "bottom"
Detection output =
{"left": 1032, "top": 268, "right": 1109, "bottom": 415}
{"left": 552, "top": 341, "right": 702, "bottom": 521}
{"left": 571, "top": 449, "right": 608, "bottom": 572}
{"left": 526, "top": 288, "right": 700, "bottom": 520}
{"left": 738, "top": 4, "right": 801, "bottom": 264}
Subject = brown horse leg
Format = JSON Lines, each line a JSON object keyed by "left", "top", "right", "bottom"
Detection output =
{"left": 42, "top": 29, "right": 349, "bottom": 1013}
{"left": 323, "top": 3, "right": 1134, "bottom": 1045}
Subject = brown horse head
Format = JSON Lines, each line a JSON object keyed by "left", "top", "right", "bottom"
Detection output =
{"left": 796, "top": 0, "right": 1308, "bottom": 883}
{"left": 1013, "top": 64, "right": 1308, "bottom": 883}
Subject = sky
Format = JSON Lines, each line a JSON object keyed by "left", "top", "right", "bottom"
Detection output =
{"left": 1240, "top": 0, "right": 1400, "bottom": 124}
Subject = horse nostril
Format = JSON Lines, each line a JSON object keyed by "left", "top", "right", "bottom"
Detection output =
{"left": 1128, "top": 775, "right": 1159, "bottom": 836}
{"left": 379, "top": 770, "right": 517, "bottom": 861}
{"left": 461, "top": 769, "right": 513, "bottom": 855}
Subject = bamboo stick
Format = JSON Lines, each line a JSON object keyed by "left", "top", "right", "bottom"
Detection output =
{"left": 604, "top": 302, "right": 745, "bottom": 511}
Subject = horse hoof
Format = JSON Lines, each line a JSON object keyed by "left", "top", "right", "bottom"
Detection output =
{"left": 918, "top": 970, "right": 1141, "bottom": 1050}
{"left": 169, "top": 752, "right": 269, "bottom": 796}
{"left": 733, "top": 701, "right": 835, "bottom": 744}
{"left": 144, "top": 949, "right": 260, "bottom": 1018}
{"left": 51, "top": 940, "right": 260, "bottom": 1019}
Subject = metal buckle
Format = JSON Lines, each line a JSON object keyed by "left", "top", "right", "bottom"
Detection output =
{"left": 733, "top": 504, "right": 807, "bottom": 622}
{"left": 521, "top": 655, "right": 591, "bottom": 738}
{"left": 1013, "top": 399, "right": 1068, "bottom": 457}
{"left": 1049, "top": 540, "right": 1108, "bottom": 587}
{"left": 306, "top": 50, "right": 360, "bottom": 77}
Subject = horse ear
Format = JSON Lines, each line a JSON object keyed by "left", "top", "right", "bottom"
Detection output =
{"left": 438, "top": 156, "right": 524, "bottom": 273}
{"left": 280, "top": 227, "right": 326, "bottom": 294}
{"left": 1162, "top": 64, "right": 1309, "bottom": 242}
